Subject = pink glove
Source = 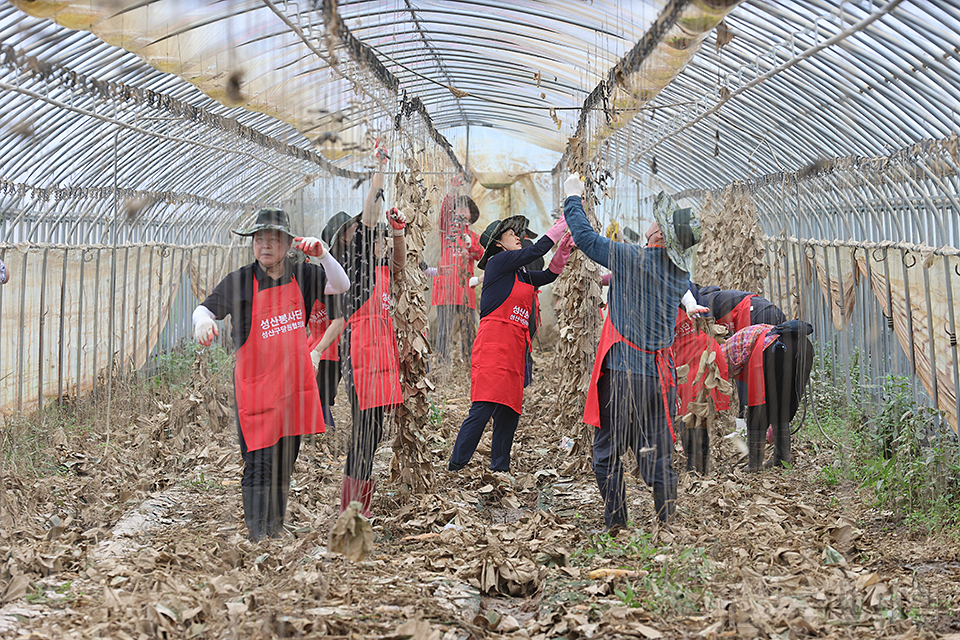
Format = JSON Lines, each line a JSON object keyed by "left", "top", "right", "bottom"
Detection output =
{"left": 548, "top": 232, "right": 576, "bottom": 274}
{"left": 601, "top": 273, "right": 613, "bottom": 287}
{"left": 544, "top": 215, "right": 568, "bottom": 243}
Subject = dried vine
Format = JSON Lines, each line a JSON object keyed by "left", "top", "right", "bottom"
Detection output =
{"left": 552, "top": 166, "right": 603, "bottom": 467}
{"left": 388, "top": 157, "right": 434, "bottom": 497}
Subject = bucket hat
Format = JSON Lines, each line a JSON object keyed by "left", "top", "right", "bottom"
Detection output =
{"left": 322, "top": 210, "right": 352, "bottom": 244}
{"left": 652, "top": 192, "right": 702, "bottom": 272}
{"left": 477, "top": 215, "right": 538, "bottom": 270}
{"left": 233, "top": 207, "right": 296, "bottom": 238}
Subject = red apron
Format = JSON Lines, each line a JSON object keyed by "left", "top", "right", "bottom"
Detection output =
{"left": 716, "top": 294, "right": 755, "bottom": 334}
{"left": 584, "top": 312, "right": 677, "bottom": 441}
{"left": 470, "top": 275, "right": 534, "bottom": 414}
{"left": 306, "top": 299, "right": 339, "bottom": 362}
{"left": 431, "top": 228, "right": 481, "bottom": 309}
{"left": 349, "top": 265, "right": 403, "bottom": 411}
{"left": 672, "top": 308, "right": 731, "bottom": 416}
{"left": 738, "top": 325, "right": 775, "bottom": 406}
{"left": 234, "top": 275, "right": 323, "bottom": 452}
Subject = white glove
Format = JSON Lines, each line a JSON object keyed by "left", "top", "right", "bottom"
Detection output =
{"left": 463, "top": 234, "right": 472, "bottom": 249}
{"left": 682, "top": 290, "right": 710, "bottom": 317}
{"left": 293, "top": 236, "right": 329, "bottom": 260}
{"left": 310, "top": 347, "right": 322, "bottom": 373}
{"left": 468, "top": 276, "right": 480, "bottom": 288}
{"left": 563, "top": 174, "right": 583, "bottom": 199}
{"left": 192, "top": 305, "right": 218, "bottom": 346}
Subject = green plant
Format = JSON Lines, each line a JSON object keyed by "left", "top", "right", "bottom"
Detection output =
{"left": 428, "top": 398, "right": 446, "bottom": 427}
{"left": 573, "top": 530, "right": 712, "bottom": 616}
{"left": 859, "top": 376, "right": 960, "bottom": 529}
{"left": 613, "top": 578, "right": 640, "bottom": 608}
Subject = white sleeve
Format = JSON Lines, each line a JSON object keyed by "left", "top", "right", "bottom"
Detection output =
{"left": 681, "top": 289, "right": 698, "bottom": 313}
{"left": 319, "top": 254, "right": 350, "bottom": 294}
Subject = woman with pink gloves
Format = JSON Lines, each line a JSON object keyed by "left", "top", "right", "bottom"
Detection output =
{"left": 447, "top": 214, "right": 575, "bottom": 473}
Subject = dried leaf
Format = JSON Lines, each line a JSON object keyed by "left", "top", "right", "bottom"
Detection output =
{"left": 329, "top": 501, "right": 374, "bottom": 562}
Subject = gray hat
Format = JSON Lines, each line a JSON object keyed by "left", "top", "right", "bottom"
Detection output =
{"left": 233, "top": 208, "right": 296, "bottom": 238}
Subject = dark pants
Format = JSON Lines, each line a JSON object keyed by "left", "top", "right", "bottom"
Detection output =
{"left": 344, "top": 385, "right": 384, "bottom": 481}
{"left": 745, "top": 333, "right": 815, "bottom": 464}
{"left": 593, "top": 368, "right": 678, "bottom": 526}
{"left": 237, "top": 418, "right": 301, "bottom": 540}
{"left": 316, "top": 359, "right": 342, "bottom": 428}
{"left": 436, "top": 304, "right": 476, "bottom": 363}
{"left": 449, "top": 401, "right": 520, "bottom": 472}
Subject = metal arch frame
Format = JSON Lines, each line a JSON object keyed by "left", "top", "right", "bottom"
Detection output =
{"left": 620, "top": 0, "right": 960, "bottom": 194}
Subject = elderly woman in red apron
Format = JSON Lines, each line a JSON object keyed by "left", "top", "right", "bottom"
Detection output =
{"left": 193, "top": 208, "right": 349, "bottom": 541}
{"left": 447, "top": 214, "right": 574, "bottom": 473}
{"left": 332, "top": 145, "right": 407, "bottom": 518}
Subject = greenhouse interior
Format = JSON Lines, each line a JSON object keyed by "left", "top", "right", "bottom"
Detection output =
{"left": 1, "top": 0, "right": 960, "bottom": 638}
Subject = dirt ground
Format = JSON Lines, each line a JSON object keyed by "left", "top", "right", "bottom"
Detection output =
{"left": 1, "top": 347, "right": 958, "bottom": 640}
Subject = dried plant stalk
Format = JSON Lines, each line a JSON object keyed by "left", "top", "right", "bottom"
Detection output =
{"left": 389, "top": 158, "right": 434, "bottom": 497}
{"left": 552, "top": 194, "right": 603, "bottom": 467}
{"left": 681, "top": 317, "right": 735, "bottom": 472}
{"left": 696, "top": 184, "right": 768, "bottom": 294}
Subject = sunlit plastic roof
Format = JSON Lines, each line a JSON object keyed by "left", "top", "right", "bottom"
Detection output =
{"left": 4, "top": 0, "right": 960, "bottom": 207}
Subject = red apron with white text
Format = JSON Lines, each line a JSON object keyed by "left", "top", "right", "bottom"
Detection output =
{"left": 470, "top": 275, "right": 534, "bottom": 414}
{"left": 672, "top": 308, "right": 730, "bottom": 416}
{"left": 738, "top": 325, "right": 774, "bottom": 406}
{"left": 235, "top": 276, "right": 323, "bottom": 452}
{"left": 307, "top": 299, "right": 339, "bottom": 362}
{"left": 584, "top": 312, "right": 677, "bottom": 441}
{"left": 716, "top": 294, "right": 755, "bottom": 334}
{"left": 349, "top": 265, "right": 403, "bottom": 411}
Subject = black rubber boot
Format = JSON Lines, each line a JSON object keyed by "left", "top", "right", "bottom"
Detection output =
{"left": 652, "top": 482, "right": 677, "bottom": 523}
{"left": 267, "top": 483, "right": 289, "bottom": 538}
{"left": 686, "top": 428, "right": 709, "bottom": 475}
{"left": 766, "top": 424, "right": 793, "bottom": 468}
{"left": 746, "top": 429, "right": 766, "bottom": 472}
{"left": 242, "top": 486, "right": 270, "bottom": 542}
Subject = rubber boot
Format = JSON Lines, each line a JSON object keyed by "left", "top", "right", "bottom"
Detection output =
{"left": 746, "top": 429, "right": 766, "bottom": 472}
{"left": 340, "top": 475, "right": 376, "bottom": 518}
{"left": 242, "top": 486, "right": 270, "bottom": 542}
{"left": 766, "top": 424, "right": 793, "bottom": 468}
{"left": 266, "top": 483, "right": 289, "bottom": 538}
{"left": 686, "top": 428, "right": 708, "bottom": 475}
{"left": 653, "top": 482, "right": 677, "bottom": 523}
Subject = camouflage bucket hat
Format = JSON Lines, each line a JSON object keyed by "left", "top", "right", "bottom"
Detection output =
{"left": 652, "top": 192, "right": 702, "bottom": 273}
{"left": 477, "top": 215, "right": 537, "bottom": 270}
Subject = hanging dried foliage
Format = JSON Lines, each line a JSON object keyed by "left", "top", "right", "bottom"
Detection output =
{"left": 389, "top": 157, "right": 434, "bottom": 497}
{"left": 696, "top": 184, "right": 768, "bottom": 293}
{"left": 552, "top": 171, "right": 603, "bottom": 467}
